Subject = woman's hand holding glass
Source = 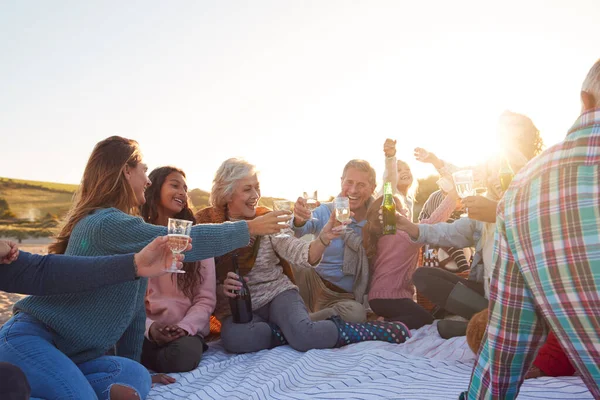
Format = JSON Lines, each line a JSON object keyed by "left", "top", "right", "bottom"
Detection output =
{"left": 452, "top": 170, "right": 476, "bottom": 218}
{"left": 272, "top": 200, "right": 293, "bottom": 238}
{"left": 166, "top": 218, "right": 192, "bottom": 273}
{"left": 135, "top": 235, "right": 191, "bottom": 277}
{"left": 246, "top": 210, "right": 292, "bottom": 235}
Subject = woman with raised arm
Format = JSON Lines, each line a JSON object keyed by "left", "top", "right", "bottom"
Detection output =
{"left": 0, "top": 136, "right": 289, "bottom": 400}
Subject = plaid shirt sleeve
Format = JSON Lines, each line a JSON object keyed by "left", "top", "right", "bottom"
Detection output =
{"left": 464, "top": 109, "right": 600, "bottom": 399}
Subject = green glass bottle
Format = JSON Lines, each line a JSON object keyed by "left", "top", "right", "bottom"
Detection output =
{"left": 382, "top": 182, "right": 396, "bottom": 235}
{"left": 499, "top": 158, "right": 515, "bottom": 192}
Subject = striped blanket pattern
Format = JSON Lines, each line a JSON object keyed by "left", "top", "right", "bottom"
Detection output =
{"left": 148, "top": 323, "right": 591, "bottom": 399}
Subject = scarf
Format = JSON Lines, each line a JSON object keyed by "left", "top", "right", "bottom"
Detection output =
{"left": 194, "top": 205, "right": 295, "bottom": 284}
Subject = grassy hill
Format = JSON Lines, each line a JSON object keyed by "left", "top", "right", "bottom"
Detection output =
{"left": 0, "top": 177, "right": 78, "bottom": 220}
{"left": 0, "top": 177, "right": 280, "bottom": 222}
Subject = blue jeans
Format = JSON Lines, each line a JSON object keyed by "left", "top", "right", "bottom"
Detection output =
{"left": 0, "top": 312, "right": 151, "bottom": 400}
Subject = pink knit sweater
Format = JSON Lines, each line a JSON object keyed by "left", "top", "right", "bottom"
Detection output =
{"left": 368, "top": 195, "right": 457, "bottom": 300}
{"left": 145, "top": 258, "right": 216, "bottom": 338}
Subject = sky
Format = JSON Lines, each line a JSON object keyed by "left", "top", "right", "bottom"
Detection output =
{"left": 1, "top": 0, "right": 599, "bottom": 201}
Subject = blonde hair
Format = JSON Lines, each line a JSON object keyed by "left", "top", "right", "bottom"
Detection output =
{"left": 210, "top": 158, "right": 258, "bottom": 208}
{"left": 499, "top": 111, "right": 544, "bottom": 160}
{"left": 342, "top": 159, "right": 377, "bottom": 189}
{"left": 50, "top": 136, "right": 143, "bottom": 254}
{"left": 582, "top": 59, "right": 600, "bottom": 107}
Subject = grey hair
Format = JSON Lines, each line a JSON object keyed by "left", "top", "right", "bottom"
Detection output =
{"left": 210, "top": 158, "right": 258, "bottom": 208}
{"left": 582, "top": 59, "right": 600, "bottom": 106}
{"left": 341, "top": 159, "right": 377, "bottom": 188}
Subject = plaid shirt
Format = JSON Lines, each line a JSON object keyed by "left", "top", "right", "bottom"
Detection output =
{"left": 463, "top": 109, "right": 600, "bottom": 399}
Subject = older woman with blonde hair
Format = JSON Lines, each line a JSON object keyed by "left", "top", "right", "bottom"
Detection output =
{"left": 196, "top": 158, "right": 412, "bottom": 354}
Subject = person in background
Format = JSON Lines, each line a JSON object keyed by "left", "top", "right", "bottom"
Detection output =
{"left": 409, "top": 113, "right": 543, "bottom": 338}
{"left": 0, "top": 136, "right": 290, "bottom": 400}
{"left": 196, "top": 158, "right": 411, "bottom": 354}
{"left": 462, "top": 58, "right": 600, "bottom": 400}
{"left": 292, "top": 159, "right": 377, "bottom": 323}
{"left": 140, "top": 166, "right": 216, "bottom": 373}
{"left": 418, "top": 188, "right": 470, "bottom": 273}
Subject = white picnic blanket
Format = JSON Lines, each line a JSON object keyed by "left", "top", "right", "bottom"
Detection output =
{"left": 148, "top": 323, "right": 592, "bottom": 399}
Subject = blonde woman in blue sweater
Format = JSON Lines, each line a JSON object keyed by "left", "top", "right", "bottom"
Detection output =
{"left": 0, "top": 136, "right": 290, "bottom": 400}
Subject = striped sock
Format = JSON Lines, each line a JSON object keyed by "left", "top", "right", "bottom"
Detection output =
{"left": 329, "top": 315, "right": 411, "bottom": 347}
{"left": 269, "top": 322, "right": 288, "bottom": 346}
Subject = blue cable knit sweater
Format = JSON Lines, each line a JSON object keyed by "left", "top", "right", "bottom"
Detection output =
{"left": 14, "top": 207, "right": 250, "bottom": 364}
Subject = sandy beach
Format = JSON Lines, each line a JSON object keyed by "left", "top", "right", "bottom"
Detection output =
{"left": 0, "top": 244, "right": 48, "bottom": 325}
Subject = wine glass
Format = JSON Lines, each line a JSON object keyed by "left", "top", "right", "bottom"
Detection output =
{"left": 303, "top": 190, "right": 319, "bottom": 221}
{"left": 333, "top": 196, "right": 350, "bottom": 232}
{"left": 272, "top": 200, "right": 292, "bottom": 238}
{"left": 167, "top": 218, "right": 192, "bottom": 273}
{"left": 451, "top": 170, "right": 476, "bottom": 218}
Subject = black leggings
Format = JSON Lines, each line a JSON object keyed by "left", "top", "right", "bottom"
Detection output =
{"left": 141, "top": 335, "right": 207, "bottom": 373}
{"left": 369, "top": 298, "right": 434, "bottom": 330}
{"left": 412, "top": 267, "right": 486, "bottom": 316}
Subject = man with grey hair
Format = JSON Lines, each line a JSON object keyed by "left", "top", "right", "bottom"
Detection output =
{"left": 291, "top": 159, "right": 377, "bottom": 323}
{"left": 461, "top": 59, "right": 600, "bottom": 399}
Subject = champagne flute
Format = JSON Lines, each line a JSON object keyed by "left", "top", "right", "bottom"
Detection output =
{"left": 167, "top": 218, "right": 192, "bottom": 273}
{"left": 272, "top": 200, "right": 292, "bottom": 238}
{"left": 303, "top": 190, "right": 319, "bottom": 221}
{"left": 451, "top": 170, "right": 476, "bottom": 218}
{"left": 333, "top": 196, "right": 350, "bottom": 232}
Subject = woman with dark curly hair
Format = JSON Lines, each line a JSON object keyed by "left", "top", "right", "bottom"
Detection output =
{"left": 140, "top": 166, "right": 215, "bottom": 373}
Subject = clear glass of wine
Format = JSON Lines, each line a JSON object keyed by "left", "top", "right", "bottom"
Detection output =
{"left": 272, "top": 200, "right": 292, "bottom": 238}
{"left": 303, "top": 190, "right": 319, "bottom": 220}
{"left": 167, "top": 218, "right": 192, "bottom": 273}
{"left": 333, "top": 196, "right": 350, "bottom": 232}
{"left": 451, "top": 170, "right": 476, "bottom": 218}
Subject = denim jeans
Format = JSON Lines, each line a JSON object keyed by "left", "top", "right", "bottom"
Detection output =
{"left": 0, "top": 312, "right": 151, "bottom": 400}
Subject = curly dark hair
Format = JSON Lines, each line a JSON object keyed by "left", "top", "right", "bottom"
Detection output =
{"left": 140, "top": 166, "right": 202, "bottom": 299}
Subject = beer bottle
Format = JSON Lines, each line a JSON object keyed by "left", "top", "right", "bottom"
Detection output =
{"left": 499, "top": 157, "right": 515, "bottom": 192}
{"left": 433, "top": 249, "right": 439, "bottom": 268}
{"left": 229, "top": 254, "right": 253, "bottom": 324}
{"left": 382, "top": 182, "right": 396, "bottom": 235}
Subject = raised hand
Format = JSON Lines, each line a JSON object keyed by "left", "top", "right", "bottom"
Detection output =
{"left": 384, "top": 139, "right": 397, "bottom": 158}
{"left": 134, "top": 236, "right": 191, "bottom": 277}
{"left": 247, "top": 211, "right": 292, "bottom": 235}
{"left": 413, "top": 147, "right": 432, "bottom": 162}
{"left": 293, "top": 197, "right": 311, "bottom": 226}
